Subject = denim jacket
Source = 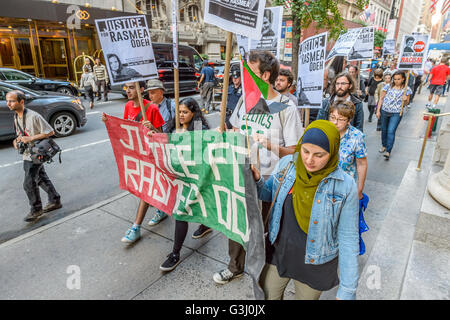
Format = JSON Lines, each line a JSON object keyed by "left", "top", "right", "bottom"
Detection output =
{"left": 256, "top": 154, "right": 360, "bottom": 300}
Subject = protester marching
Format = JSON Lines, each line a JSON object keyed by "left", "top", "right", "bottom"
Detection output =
{"left": 4, "top": 0, "right": 449, "bottom": 305}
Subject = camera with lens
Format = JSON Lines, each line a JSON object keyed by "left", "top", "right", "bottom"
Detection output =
{"left": 17, "top": 142, "right": 28, "bottom": 155}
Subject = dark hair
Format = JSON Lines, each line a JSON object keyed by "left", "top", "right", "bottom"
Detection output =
{"left": 349, "top": 65, "right": 358, "bottom": 73}
{"left": 330, "top": 71, "right": 356, "bottom": 95}
{"left": 329, "top": 56, "right": 346, "bottom": 74}
{"left": 167, "top": 98, "right": 210, "bottom": 132}
{"left": 278, "top": 69, "right": 294, "bottom": 86}
{"left": 107, "top": 53, "right": 122, "bottom": 71}
{"left": 83, "top": 66, "right": 90, "bottom": 72}
{"left": 248, "top": 50, "right": 279, "bottom": 85}
{"left": 391, "top": 70, "right": 407, "bottom": 88}
{"left": 374, "top": 68, "right": 384, "bottom": 78}
{"left": 6, "top": 90, "right": 26, "bottom": 103}
{"left": 406, "top": 37, "right": 414, "bottom": 43}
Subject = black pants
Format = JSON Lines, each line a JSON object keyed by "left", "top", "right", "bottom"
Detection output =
{"left": 368, "top": 105, "right": 376, "bottom": 121}
{"left": 172, "top": 221, "right": 209, "bottom": 255}
{"left": 96, "top": 80, "right": 108, "bottom": 100}
{"left": 85, "top": 87, "right": 94, "bottom": 103}
{"left": 23, "top": 160, "right": 60, "bottom": 212}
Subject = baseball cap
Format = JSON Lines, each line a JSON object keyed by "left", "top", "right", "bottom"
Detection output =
{"left": 145, "top": 79, "right": 165, "bottom": 91}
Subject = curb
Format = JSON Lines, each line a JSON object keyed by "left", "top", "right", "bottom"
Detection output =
{"left": 0, "top": 191, "right": 129, "bottom": 249}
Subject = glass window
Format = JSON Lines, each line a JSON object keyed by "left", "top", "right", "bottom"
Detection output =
{"left": 188, "top": 5, "right": 199, "bottom": 22}
{"left": 3, "top": 70, "right": 32, "bottom": 81}
{"left": 180, "top": 8, "right": 185, "bottom": 22}
{"left": 151, "top": 0, "right": 161, "bottom": 18}
{"left": 14, "top": 38, "right": 34, "bottom": 66}
{"left": 0, "top": 85, "right": 13, "bottom": 100}
{"left": 193, "top": 54, "right": 202, "bottom": 70}
{"left": 179, "top": 47, "right": 194, "bottom": 67}
{"left": 0, "top": 38, "right": 14, "bottom": 66}
{"left": 153, "top": 45, "right": 173, "bottom": 68}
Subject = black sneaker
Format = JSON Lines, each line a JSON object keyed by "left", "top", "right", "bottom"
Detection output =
{"left": 43, "top": 201, "right": 62, "bottom": 213}
{"left": 24, "top": 210, "right": 44, "bottom": 222}
{"left": 160, "top": 252, "right": 180, "bottom": 272}
{"left": 192, "top": 225, "right": 212, "bottom": 239}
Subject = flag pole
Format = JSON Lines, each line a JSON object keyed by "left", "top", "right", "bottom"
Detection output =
{"left": 172, "top": 0, "right": 180, "bottom": 130}
{"left": 220, "top": 32, "right": 233, "bottom": 132}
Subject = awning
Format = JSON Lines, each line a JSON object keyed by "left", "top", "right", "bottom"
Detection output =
{"left": 428, "top": 42, "right": 450, "bottom": 51}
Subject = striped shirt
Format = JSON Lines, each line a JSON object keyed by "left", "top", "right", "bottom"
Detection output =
{"left": 93, "top": 64, "right": 108, "bottom": 81}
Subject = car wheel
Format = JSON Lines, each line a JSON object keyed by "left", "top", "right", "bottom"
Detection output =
{"left": 57, "top": 86, "right": 74, "bottom": 96}
{"left": 50, "top": 112, "right": 77, "bottom": 137}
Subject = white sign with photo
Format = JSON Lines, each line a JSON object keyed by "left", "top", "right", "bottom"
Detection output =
{"left": 326, "top": 28, "right": 362, "bottom": 61}
{"left": 348, "top": 26, "right": 374, "bottom": 61}
{"left": 235, "top": 7, "right": 283, "bottom": 59}
{"left": 297, "top": 32, "right": 328, "bottom": 109}
{"left": 204, "top": 0, "right": 266, "bottom": 39}
{"left": 383, "top": 39, "right": 396, "bottom": 55}
{"left": 397, "top": 34, "right": 430, "bottom": 70}
{"left": 95, "top": 15, "right": 158, "bottom": 85}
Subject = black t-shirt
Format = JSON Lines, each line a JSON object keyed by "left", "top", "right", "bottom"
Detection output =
{"left": 268, "top": 194, "right": 339, "bottom": 291}
{"left": 367, "top": 78, "right": 383, "bottom": 96}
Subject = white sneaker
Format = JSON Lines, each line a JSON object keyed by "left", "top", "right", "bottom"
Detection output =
{"left": 213, "top": 269, "right": 243, "bottom": 285}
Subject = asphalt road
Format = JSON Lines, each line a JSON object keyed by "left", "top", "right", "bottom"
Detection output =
{"left": 0, "top": 92, "right": 221, "bottom": 244}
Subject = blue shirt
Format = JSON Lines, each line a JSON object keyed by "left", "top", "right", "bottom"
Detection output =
{"left": 227, "top": 84, "right": 242, "bottom": 112}
{"left": 339, "top": 125, "right": 367, "bottom": 181}
{"left": 201, "top": 66, "right": 215, "bottom": 83}
{"left": 381, "top": 84, "right": 412, "bottom": 113}
{"left": 157, "top": 97, "right": 176, "bottom": 133}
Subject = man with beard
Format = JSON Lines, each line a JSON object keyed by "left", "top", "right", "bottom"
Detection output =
{"left": 317, "top": 72, "right": 364, "bottom": 132}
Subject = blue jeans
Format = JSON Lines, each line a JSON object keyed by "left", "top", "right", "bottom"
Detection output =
{"left": 381, "top": 110, "right": 402, "bottom": 153}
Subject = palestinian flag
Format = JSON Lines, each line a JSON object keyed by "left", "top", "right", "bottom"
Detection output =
{"left": 241, "top": 59, "right": 290, "bottom": 114}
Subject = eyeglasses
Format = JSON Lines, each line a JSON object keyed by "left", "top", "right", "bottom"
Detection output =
{"left": 329, "top": 115, "right": 349, "bottom": 123}
{"left": 336, "top": 82, "right": 350, "bottom": 86}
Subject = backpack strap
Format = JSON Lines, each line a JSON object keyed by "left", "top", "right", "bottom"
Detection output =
{"left": 135, "top": 102, "right": 151, "bottom": 123}
{"left": 14, "top": 108, "right": 27, "bottom": 137}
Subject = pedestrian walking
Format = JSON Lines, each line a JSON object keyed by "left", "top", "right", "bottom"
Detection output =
{"left": 80, "top": 66, "right": 97, "bottom": 109}
{"left": 328, "top": 100, "right": 367, "bottom": 200}
{"left": 143, "top": 79, "right": 176, "bottom": 225}
{"left": 7, "top": 90, "right": 62, "bottom": 222}
{"left": 376, "top": 70, "right": 412, "bottom": 160}
{"left": 275, "top": 68, "right": 298, "bottom": 106}
{"left": 93, "top": 57, "right": 109, "bottom": 102}
{"left": 158, "top": 98, "right": 212, "bottom": 272}
{"left": 365, "top": 68, "right": 384, "bottom": 122}
{"left": 214, "top": 50, "right": 303, "bottom": 285}
{"left": 198, "top": 61, "right": 216, "bottom": 114}
{"left": 82, "top": 56, "right": 93, "bottom": 73}
{"left": 426, "top": 57, "right": 450, "bottom": 108}
{"left": 317, "top": 72, "right": 364, "bottom": 132}
{"left": 252, "top": 120, "right": 359, "bottom": 300}
{"left": 374, "top": 72, "right": 392, "bottom": 131}
{"left": 101, "top": 81, "right": 165, "bottom": 244}
{"left": 348, "top": 65, "right": 366, "bottom": 102}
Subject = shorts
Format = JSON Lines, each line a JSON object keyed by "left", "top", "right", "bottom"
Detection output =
{"left": 429, "top": 84, "right": 444, "bottom": 96}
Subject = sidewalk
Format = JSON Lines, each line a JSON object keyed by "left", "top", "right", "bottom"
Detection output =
{"left": 0, "top": 91, "right": 446, "bottom": 300}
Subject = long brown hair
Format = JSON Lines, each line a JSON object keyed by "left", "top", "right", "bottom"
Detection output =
{"left": 391, "top": 70, "right": 407, "bottom": 89}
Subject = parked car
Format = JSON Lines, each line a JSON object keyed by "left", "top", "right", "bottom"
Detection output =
{"left": 0, "top": 68, "right": 80, "bottom": 96}
{"left": 211, "top": 60, "right": 241, "bottom": 86}
{"left": 109, "top": 43, "right": 203, "bottom": 96}
{"left": 0, "top": 81, "right": 87, "bottom": 141}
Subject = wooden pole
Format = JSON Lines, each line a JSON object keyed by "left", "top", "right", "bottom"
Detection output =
{"left": 416, "top": 116, "right": 433, "bottom": 171}
{"left": 304, "top": 108, "right": 310, "bottom": 127}
{"left": 172, "top": 0, "right": 180, "bottom": 130}
{"left": 219, "top": 32, "right": 233, "bottom": 133}
{"left": 400, "top": 71, "right": 410, "bottom": 116}
{"left": 135, "top": 81, "right": 147, "bottom": 122}
{"left": 357, "top": 61, "right": 361, "bottom": 91}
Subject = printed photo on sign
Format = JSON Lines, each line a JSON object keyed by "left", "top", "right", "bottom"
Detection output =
{"left": 204, "top": 0, "right": 266, "bottom": 39}
{"left": 383, "top": 39, "right": 396, "bottom": 55}
{"left": 348, "top": 27, "right": 374, "bottom": 61}
{"left": 297, "top": 32, "right": 328, "bottom": 109}
{"left": 95, "top": 15, "right": 158, "bottom": 85}
{"left": 326, "top": 28, "right": 361, "bottom": 61}
{"left": 236, "top": 7, "right": 283, "bottom": 59}
{"left": 397, "top": 34, "right": 430, "bottom": 70}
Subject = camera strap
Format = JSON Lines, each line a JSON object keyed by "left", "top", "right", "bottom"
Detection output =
{"left": 14, "top": 108, "right": 28, "bottom": 137}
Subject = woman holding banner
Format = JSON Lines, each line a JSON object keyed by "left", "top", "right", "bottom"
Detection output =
{"left": 251, "top": 120, "right": 359, "bottom": 300}
{"left": 376, "top": 70, "right": 412, "bottom": 160}
{"left": 159, "top": 97, "right": 212, "bottom": 272}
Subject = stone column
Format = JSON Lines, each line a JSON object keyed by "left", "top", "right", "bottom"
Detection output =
{"left": 428, "top": 148, "right": 450, "bottom": 209}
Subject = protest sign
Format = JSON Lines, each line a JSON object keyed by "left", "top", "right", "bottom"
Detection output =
{"left": 95, "top": 15, "right": 158, "bottom": 85}
{"left": 204, "top": 0, "right": 266, "bottom": 39}
{"left": 236, "top": 7, "right": 283, "bottom": 59}
{"left": 104, "top": 115, "right": 266, "bottom": 298}
{"left": 348, "top": 27, "right": 374, "bottom": 61}
{"left": 297, "top": 32, "right": 328, "bottom": 109}
{"left": 326, "top": 28, "right": 361, "bottom": 61}
{"left": 397, "top": 34, "right": 430, "bottom": 70}
{"left": 383, "top": 39, "right": 396, "bottom": 55}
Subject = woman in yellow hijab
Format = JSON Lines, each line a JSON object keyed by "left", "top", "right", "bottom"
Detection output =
{"left": 252, "top": 120, "right": 359, "bottom": 300}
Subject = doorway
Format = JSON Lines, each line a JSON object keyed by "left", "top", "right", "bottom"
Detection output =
{"left": 39, "top": 38, "right": 70, "bottom": 79}
{"left": 0, "top": 36, "right": 38, "bottom": 75}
